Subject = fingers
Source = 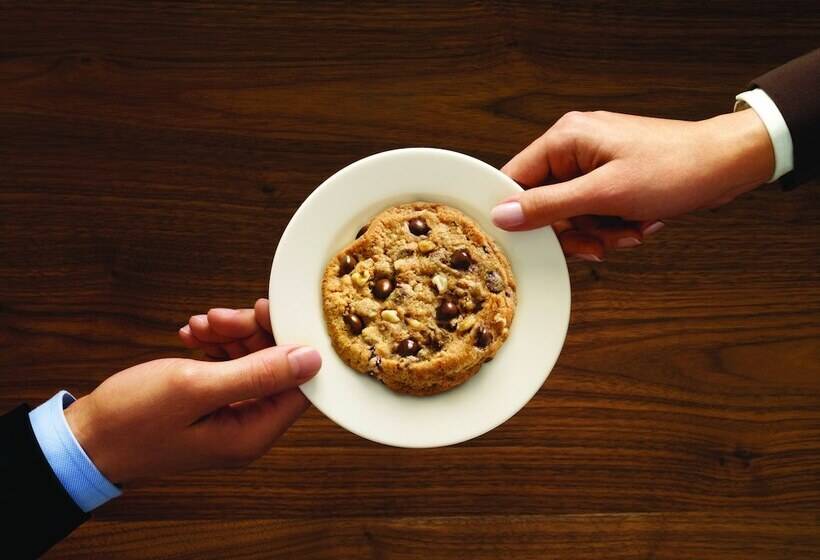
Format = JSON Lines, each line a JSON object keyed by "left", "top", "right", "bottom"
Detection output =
{"left": 191, "top": 388, "right": 309, "bottom": 466}
{"left": 207, "top": 308, "right": 260, "bottom": 339}
{"left": 555, "top": 216, "right": 666, "bottom": 262}
{"left": 641, "top": 220, "right": 665, "bottom": 236}
{"left": 493, "top": 165, "right": 614, "bottom": 231}
{"left": 253, "top": 298, "right": 273, "bottom": 335}
{"left": 179, "top": 325, "right": 229, "bottom": 359}
{"left": 501, "top": 130, "right": 557, "bottom": 188}
{"left": 242, "top": 330, "right": 276, "bottom": 354}
{"left": 205, "top": 307, "right": 275, "bottom": 355}
{"left": 178, "top": 300, "right": 276, "bottom": 360}
{"left": 186, "top": 314, "right": 234, "bottom": 344}
{"left": 178, "top": 325, "right": 198, "bottom": 348}
{"left": 571, "top": 216, "right": 642, "bottom": 249}
{"left": 195, "top": 345, "right": 321, "bottom": 412}
{"left": 501, "top": 116, "right": 585, "bottom": 187}
{"left": 559, "top": 230, "right": 605, "bottom": 262}
{"left": 227, "top": 389, "right": 309, "bottom": 447}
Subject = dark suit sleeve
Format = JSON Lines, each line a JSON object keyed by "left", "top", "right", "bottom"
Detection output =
{"left": 750, "top": 49, "right": 820, "bottom": 188}
{"left": 0, "top": 404, "right": 89, "bottom": 559}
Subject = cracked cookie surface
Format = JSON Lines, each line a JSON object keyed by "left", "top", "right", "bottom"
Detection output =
{"left": 322, "top": 202, "right": 516, "bottom": 396}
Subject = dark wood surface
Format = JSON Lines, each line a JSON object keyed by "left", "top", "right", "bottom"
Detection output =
{"left": 2, "top": 2, "right": 819, "bottom": 558}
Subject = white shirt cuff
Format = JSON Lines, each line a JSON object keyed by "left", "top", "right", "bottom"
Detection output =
{"left": 734, "top": 89, "right": 794, "bottom": 183}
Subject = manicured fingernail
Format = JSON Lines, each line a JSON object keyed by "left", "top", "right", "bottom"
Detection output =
{"left": 491, "top": 201, "right": 525, "bottom": 228}
{"left": 179, "top": 325, "right": 191, "bottom": 335}
{"left": 575, "top": 253, "right": 603, "bottom": 262}
{"left": 287, "top": 347, "right": 322, "bottom": 382}
{"left": 643, "top": 221, "right": 665, "bottom": 236}
{"left": 616, "top": 237, "right": 642, "bottom": 249}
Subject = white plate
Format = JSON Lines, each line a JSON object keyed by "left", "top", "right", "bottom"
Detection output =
{"left": 269, "top": 148, "right": 570, "bottom": 448}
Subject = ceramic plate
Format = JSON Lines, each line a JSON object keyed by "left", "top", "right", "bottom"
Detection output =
{"left": 269, "top": 148, "right": 570, "bottom": 447}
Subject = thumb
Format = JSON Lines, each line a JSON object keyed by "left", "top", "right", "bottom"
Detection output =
{"left": 195, "top": 345, "right": 321, "bottom": 411}
{"left": 491, "top": 165, "right": 614, "bottom": 231}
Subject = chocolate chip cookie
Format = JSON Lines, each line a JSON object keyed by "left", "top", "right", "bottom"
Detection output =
{"left": 322, "top": 202, "right": 516, "bottom": 396}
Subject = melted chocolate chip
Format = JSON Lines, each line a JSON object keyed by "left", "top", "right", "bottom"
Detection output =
{"left": 396, "top": 338, "right": 420, "bottom": 356}
{"left": 408, "top": 217, "right": 430, "bottom": 236}
{"left": 436, "top": 300, "right": 459, "bottom": 321}
{"left": 344, "top": 314, "right": 364, "bottom": 334}
{"left": 450, "top": 249, "right": 471, "bottom": 270}
{"left": 339, "top": 254, "right": 356, "bottom": 275}
{"left": 372, "top": 277, "right": 395, "bottom": 300}
{"left": 475, "top": 326, "right": 492, "bottom": 348}
{"left": 355, "top": 224, "right": 369, "bottom": 239}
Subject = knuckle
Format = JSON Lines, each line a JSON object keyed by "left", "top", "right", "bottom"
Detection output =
{"left": 166, "top": 360, "right": 201, "bottom": 394}
{"left": 556, "top": 110, "right": 589, "bottom": 131}
{"left": 246, "top": 352, "right": 286, "bottom": 395}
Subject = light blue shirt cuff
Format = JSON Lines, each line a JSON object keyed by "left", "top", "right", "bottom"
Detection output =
{"left": 29, "top": 391, "right": 122, "bottom": 512}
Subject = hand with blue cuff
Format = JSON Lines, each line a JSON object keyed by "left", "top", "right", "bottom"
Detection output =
{"left": 63, "top": 299, "right": 319, "bottom": 485}
{"left": 4, "top": 298, "right": 320, "bottom": 558}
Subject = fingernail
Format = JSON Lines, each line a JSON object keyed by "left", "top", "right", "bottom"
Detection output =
{"left": 191, "top": 314, "right": 207, "bottom": 325}
{"left": 575, "top": 253, "right": 603, "bottom": 262}
{"left": 491, "top": 201, "right": 525, "bottom": 228}
{"left": 179, "top": 325, "right": 191, "bottom": 335}
{"left": 643, "top": 221, "right": 665, "bottom": 236}
{"left": 287, "top": 347, "right": 322, "bottom": 382}
{"left": 616, "top": 237, "right": 642, "bottom": 249}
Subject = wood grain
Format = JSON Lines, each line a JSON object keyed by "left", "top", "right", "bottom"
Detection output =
{"left": 1, "top": 1, "right": 818, "bottom": 558}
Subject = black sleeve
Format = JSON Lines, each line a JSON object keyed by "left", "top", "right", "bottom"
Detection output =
{"left": 0, "top": 404, "right": 90, "bottom": 559}
{"left": 750, "top": 49, "right": 820, "bottom": 188}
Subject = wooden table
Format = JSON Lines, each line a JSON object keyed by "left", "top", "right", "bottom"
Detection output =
{"left": 2, "top": 2, "right": 819, "bottom": 558}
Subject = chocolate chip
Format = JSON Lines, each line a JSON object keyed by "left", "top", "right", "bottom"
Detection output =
{"left": 436, "top": 300, "right": 459, "bottom": 321}
{"left": 450, "top": 249, "right": 471, "bottom": 270}
{"left": 355, "top": 224, "right": 368, "bottom": 239}
{"left": 486, "top": 270, "right": 504, "bottom": 293}
{"left": 339, "top": 254, "right": 356, "bottom": 275}
{"left": 344, "top": 314, "right": 364, "bottom": 334}
{"left": 372, "top": 277, "right": 394, "bottom": 300}
{"left": 475, "top": 326, "right": 492, "bottom": 348}
{"left": 408, "top": 217, "right": 430, "bottom": 236}
{"left": 396, "top": 338, "right": 419, "bottom": 356}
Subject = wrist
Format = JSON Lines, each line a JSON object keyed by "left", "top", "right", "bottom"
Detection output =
{"left": 64, "top": 396, "right": 122, "bottom": 484}
{"left": 699, "top": 109, "right": 775, "bottom": 193}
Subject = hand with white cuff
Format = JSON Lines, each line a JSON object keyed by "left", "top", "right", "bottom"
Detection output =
{"left": 64, "top": 299, "right": 320, "bottom": 485}
{"left": 491, "top": 109, "right": 776, "bottom": 261}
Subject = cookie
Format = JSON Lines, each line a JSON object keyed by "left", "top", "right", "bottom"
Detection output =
{"left": 322, "top": 202, "right": 516, "bottom": 396}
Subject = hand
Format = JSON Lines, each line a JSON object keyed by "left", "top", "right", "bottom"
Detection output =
{"left": 178, "top": 298, "right": 276, "bottom": 359}
{"left": 64, "top": 301, "right": 320, "bottom": 485}
{"left": 492, "top": 109, "right": 774, "bottom": 261}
